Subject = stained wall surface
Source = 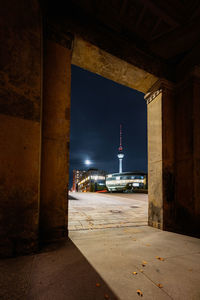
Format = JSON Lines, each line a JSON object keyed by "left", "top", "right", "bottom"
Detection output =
{"left": 173, "top": 72, "right": 200, "bottom": 236}
{"left": 147, "top": 76, "right": 200, "bottom": 237}
{"left": 40, "top": 39, "right": 72, "bottom": 243}
{"left": 0, "top": 0, "right": 42, "bottom": 256}
{"left": 147, "top": 92, "right": 163, "bottom": 229}
{"left": 72, "top": 37, "right": 158, "bottom": 94}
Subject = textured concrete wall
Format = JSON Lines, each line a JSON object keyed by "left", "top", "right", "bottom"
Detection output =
{"left": 147, "top": 91, "right": 163, "bottom": 229}
{"left": 174, "top": 71, "right": 200, "bottom": 236}
{"left": 0, "top": 1, "right": 42, "bottom": 256}
{"left": 193, "top": 73, "right": 200, "bottom": 234}
{"left": 40, "top": 39, "right": 71, "bottom": 243}
{"left": 147, "top": 75, "right": 200, "bottom": 237}
{"left": 162, "top": 85, "right": 175, "bottom": 231}
{"left": 147, "top": 81, "right": 175, "bottom": 231}
{"left": 72, "top": 37, "right": 158, "bottom": 94}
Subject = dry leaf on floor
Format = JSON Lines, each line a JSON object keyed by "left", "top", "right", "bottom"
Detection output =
{"left": 142, "top": 261, "right": 147, "bottom": 267}
{"left": 96, "top": 283, "right": 100, "bottom": 287}
{"left": 145, "top": 244, "right": 151, "bottom": 247}
{"left": 140, "top": 269, "right": 144, "bottom": 273}
{"left": 137, "top": 289, "right": 143, "bottom": 297}
{"left": 132, "top": 272, "right": 138, "bottom": 275}
{"left": 142, "top": 261, "right": 147, "bottom": 264}
{"left": 104, "top": 294, "right": 109, "bottom": 299}
{"left": 157, "top": 283, "right": 163, "bottom": 288}
{"left": 156, "top": 256, "right": 165, "bottom": 261}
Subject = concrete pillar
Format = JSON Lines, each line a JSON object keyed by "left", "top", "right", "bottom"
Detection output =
{"left": 174, "top": 67, "right": 200, "bottom": 236}
{"left": 146, "top": 71, "right": 200, "bottom": 237}
{"left": 0, "top": 1, "right": 42, "bottom": 257}
{"left": 193, "top": 68, "right": 200, "bottom": 236}
{"left": 39, "top": 27, "right": 73, "bottom": 244}
{"left": 145, "top": 80, "right": 175, "bottom": 230}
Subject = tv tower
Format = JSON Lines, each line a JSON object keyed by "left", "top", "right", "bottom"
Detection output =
{"left": 117, "top": 124, "right": 124, "bottom": 173}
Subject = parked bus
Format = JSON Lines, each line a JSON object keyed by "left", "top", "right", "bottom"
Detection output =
{"left": 106, "top": 172, "right": 147, "bottom": 192}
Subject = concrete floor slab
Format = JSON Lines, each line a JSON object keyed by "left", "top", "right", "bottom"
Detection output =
{"left": 1, "top": 192, "right": 200, "bottom": 299}
{"left": 0, "top": 255, "right": 34, "bottom": 300}
{"left": 68, "top": 192, "right": 200, "bottom": 299}
{"left": 70, "top": 226, "right": 200, "bottom": 300}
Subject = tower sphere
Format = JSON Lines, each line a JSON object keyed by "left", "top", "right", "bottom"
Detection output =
{"left": 117, "top": 153, "right": 124, "bottom": 159}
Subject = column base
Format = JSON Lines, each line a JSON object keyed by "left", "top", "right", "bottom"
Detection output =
{"left": 148, "top": 220, "right": 163, "bottom": 230}
{"left": 40, "top": 226, "right": 68, "bottom": 245}
{"left": 0, "top": 236, "right": 38, "bottom": 258}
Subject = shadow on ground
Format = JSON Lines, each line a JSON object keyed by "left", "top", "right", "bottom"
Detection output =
{"left": 68, "top": 194, "right": 79, "bottom": 200}
{"left": 0, "top": 239, "right": 118, "bottom": 300}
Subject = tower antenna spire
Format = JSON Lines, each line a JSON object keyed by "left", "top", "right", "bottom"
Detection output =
{"left": 119, "top": 124, "right": 123, "bottom": 151}
{"left": 117, "top": 124, "right": 124, "bottom": 173}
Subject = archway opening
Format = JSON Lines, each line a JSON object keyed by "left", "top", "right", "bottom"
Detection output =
{"left": 68, "top": 64, "right": 148, "bottom": 232}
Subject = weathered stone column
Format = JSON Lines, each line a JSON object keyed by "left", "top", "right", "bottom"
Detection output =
{"left": 192, "top": 68, "right": 200, "bottom": 236}
{"left": 145, "top": 80, "right": 175, "bottom": 230}
{"left": 174, "top": 67, "right": 200, "bottom": 236}
{"left": 0, "top": 1, "right": 42, "bottom": 257}
{"left": 146, "top": 71, "right": 200, "bottom": 237}
{"left": 40, "top": 27, "right": 73, "bottom": 243}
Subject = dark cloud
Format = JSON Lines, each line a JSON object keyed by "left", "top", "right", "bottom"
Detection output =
{"left": 69, "top": 65, "right": 147, "bottom": 187}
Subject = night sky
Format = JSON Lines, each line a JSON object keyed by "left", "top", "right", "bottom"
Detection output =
{"left": 69, "top": 65, "right": 147, "bottom": 187}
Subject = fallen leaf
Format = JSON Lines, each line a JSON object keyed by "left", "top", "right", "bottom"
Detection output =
{"left": 137, "top": 289, "right": 143, "bottom": 297}
{"left": 156, "top": 256, "right": 165, "bottom": 261}
{"left": 140, "top": 269, "right": 144, "bottom": 273}
{"left": 142, "top": 261, "right": 147, "bottom": 267}
{"left": 157, "top": 283, "right": 163, "bottom": 288}
{"left": 188, "top": 268, "right": 193, "bottom": 272}
{"left": 104, "top": 294, "right": 109, "bottom": 299}
{"left": 132, "top": 272, "right": 138, "bottom": 275}
{"left": 145, "top": 244, "right": 151, "bottom": 247}
{"left": 96, "top": 283, "right": 100, "bottom": 287}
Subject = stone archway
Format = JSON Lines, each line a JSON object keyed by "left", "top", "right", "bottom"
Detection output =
{"left": 1, "top": 1, "right": 200, "bottom": 257}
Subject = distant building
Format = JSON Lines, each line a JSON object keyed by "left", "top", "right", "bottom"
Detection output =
{"left": 72, "top": 170, "right": 86, "bottom": 192}
{"left": 77, "top": 168, "right": 107, "bottom": 192}
{"left": 106, "top": 171, "right": 147, "bottom": 192}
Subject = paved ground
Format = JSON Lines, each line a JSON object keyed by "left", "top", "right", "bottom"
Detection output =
{"left": 1, "top": 192, "right": 200, "bottom": 299}
{"left": 70, "top": 225, "right": 200, "bottom": 300}
{"left": 68, "top": 192, "right": 148, "bottom": 230}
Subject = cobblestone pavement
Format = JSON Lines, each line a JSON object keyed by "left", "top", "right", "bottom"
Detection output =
{"left": 68, "top": 192, "right": 148, "bottom": 230}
